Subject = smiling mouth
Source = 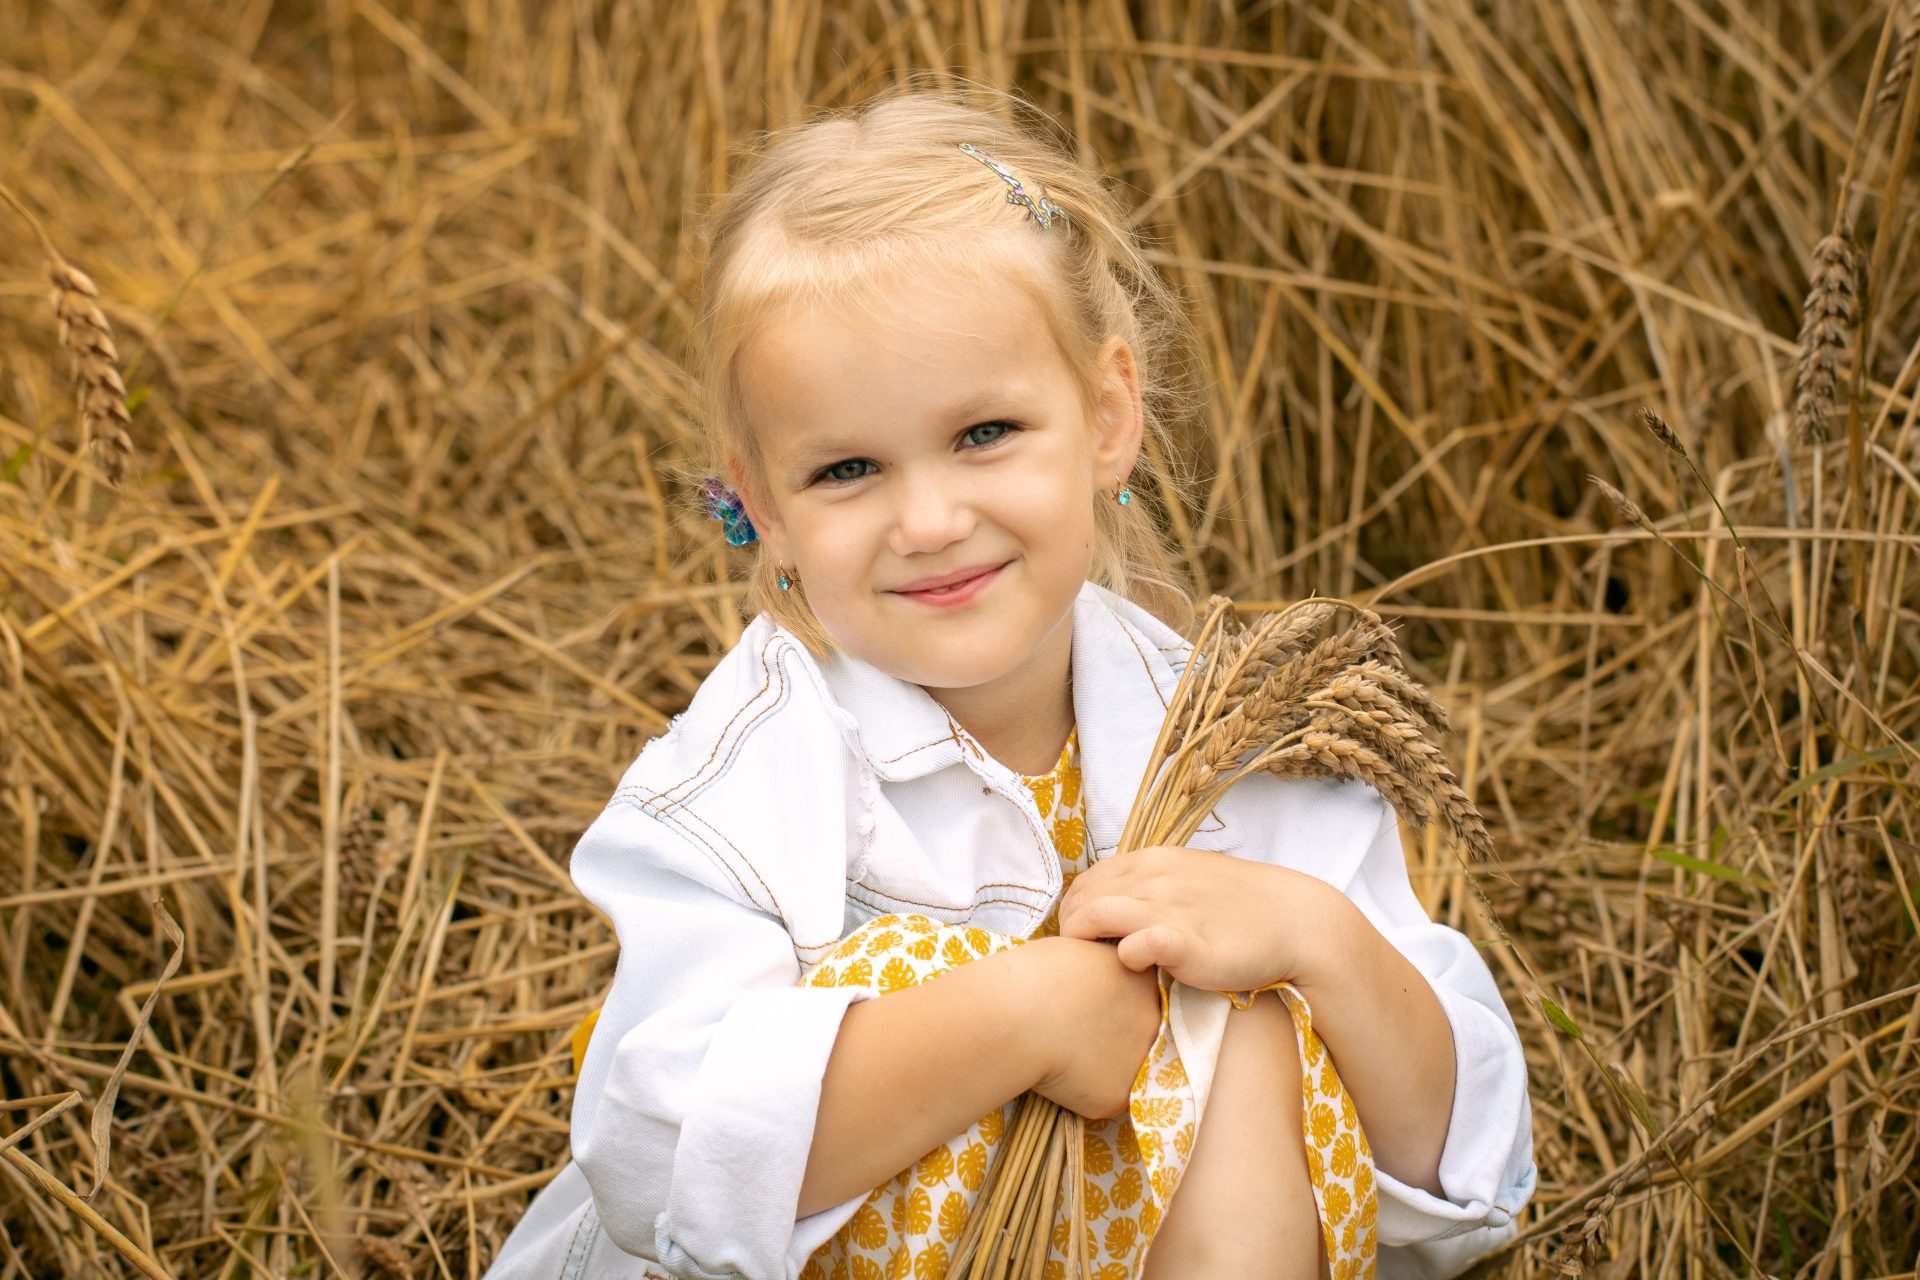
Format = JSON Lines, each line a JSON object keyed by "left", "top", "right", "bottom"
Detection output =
{"left": 891, "top": 561, "right": 1009, "bottom": 598}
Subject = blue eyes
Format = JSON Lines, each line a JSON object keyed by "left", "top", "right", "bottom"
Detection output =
{"left": 811, "top": 421, "right": 1017, "bottom": 487}
{"left": 965, "top": 421, "right": 1013, "bottom": 448}
{"left": 820, "top": 458, "right": 873, "bottom": 484}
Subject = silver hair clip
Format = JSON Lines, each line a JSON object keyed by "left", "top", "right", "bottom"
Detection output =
{"left": 958, "top": 143, "right": 1066, "bottom": 229}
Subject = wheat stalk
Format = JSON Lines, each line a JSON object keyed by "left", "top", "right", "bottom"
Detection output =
{"left": 957, "top": 595, "right": 1490, "bottom": 1275}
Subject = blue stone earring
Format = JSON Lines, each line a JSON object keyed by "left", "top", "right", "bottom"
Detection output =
{"left": 777, "top": 569, "right": 792, "bottom": 591}
{"left": 1116, "top": 484, "right": 1133, "bottom": 506}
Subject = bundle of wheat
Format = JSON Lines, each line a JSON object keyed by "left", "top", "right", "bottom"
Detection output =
{"left": 948, "top": 594, "right": 1490, "bottom": 1278}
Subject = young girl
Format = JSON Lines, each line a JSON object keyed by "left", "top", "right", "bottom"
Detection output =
{"left": 486, "top": 90, "right": 1534, "bottom": 1280}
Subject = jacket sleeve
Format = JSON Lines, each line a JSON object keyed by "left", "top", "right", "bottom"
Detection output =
{"left": 568, "top": 797, "right": 877, "bottom": 1278}
{"left": 1339, "top": 798, "right": 1537, "bottom": 1280}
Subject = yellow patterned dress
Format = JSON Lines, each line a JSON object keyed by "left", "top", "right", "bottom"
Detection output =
{"left": 798, "top": 727, "right": 1381, "bottom": 1280}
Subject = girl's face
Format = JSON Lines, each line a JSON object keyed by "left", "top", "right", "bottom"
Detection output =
{"left": 733, "top": 262, "right": 1143, "bottom": 699}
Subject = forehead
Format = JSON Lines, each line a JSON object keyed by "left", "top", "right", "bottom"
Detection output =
{"left": 735, "top": 260, "right": 1076, "bottom": 452}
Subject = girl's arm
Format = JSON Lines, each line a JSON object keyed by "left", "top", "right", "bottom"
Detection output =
{"left": 1288, "top": 882, "right": 1455, "bottom": 1196}
{"left": 796, "top": 941, "right": 1049, "bottom": 1218}
{"left": 798, "top": 933, "right": 1157, "bottom": 1217}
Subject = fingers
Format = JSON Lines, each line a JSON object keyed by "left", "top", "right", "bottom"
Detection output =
{"left": 1116, "top": 925, "right": 1184, "bottom": 974}
{"left": 1057, "top": 890, "right": 1152, "bottom": 941}
{"left": 1060, "top": 850, "right": 1163, "bottom": 919}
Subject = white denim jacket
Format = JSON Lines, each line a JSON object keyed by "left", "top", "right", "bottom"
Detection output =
{"left": 486, "top": 581, "right": 1535, "bottom": 1280}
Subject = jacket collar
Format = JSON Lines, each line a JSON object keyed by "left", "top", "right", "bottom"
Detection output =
{"left": 812, "top": 581, "right": 1195, "bottom": 858}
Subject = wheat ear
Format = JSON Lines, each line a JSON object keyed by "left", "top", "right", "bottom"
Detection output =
{"left": 0, "top": 186, "right": 135, "bottom": 487}
{"left": 1877, "top": 0, "right": 1918, "bottom": 113}
{"left": 1791, "top": 215, "right": 1857, "bottom": 445}
{"left": 48, "top": 259, "right": 134, "bottom": 486}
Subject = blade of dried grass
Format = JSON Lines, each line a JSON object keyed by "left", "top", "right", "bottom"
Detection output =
{"left": 85, "top": 898, "right": 184, "bottom": 1203}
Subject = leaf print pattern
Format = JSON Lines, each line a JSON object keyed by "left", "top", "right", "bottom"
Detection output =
{"left": 879, "top": 956, "right": 917, "bottom": 994}
{"left": 915, "top": 1146, "right": 953, "bottom": 1186}
{"left": 848, "top": 1205, "right": 887, "bottom": 1250}
{"left": 956, "top": 1141, "right": 988, "bottom": 1191}
{"left": 891, "top": 1186, "right": 931, "bottom": 1235}
{"left": 801, "top": 727, "right": 1378, "bottom": 1278}
{"left": 912, "top": 1242, "right": 948, "bottom": 1280}
{"left": 937, "top": 1191, "right": 968, "bottom": 1243}
{"left": 1274, "top": 983, "right": 1381, "bottom": 1273}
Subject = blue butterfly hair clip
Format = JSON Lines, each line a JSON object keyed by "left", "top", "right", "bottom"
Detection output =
{"left": 958, "top": 143, "right": 1066, "bottom": 229}
{"left": 701, "top": 476, "right": 758, "bottom": 546}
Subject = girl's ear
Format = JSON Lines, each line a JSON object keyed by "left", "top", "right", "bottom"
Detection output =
{"left": 1091, "top": 336, "right": 1145, "bottom": 484}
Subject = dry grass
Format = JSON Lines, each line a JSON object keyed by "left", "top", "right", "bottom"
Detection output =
{"left": 2, "top": 1, "right": 1918, "bottom": 1277}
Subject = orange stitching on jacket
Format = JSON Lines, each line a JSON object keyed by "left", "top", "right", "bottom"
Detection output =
{"left": 845, "top": 875, "right": 1049, "bottom": 902}
{"left": 877, "top": 738, "right": 948, "bottom": 764}
{"left": 663, "top": 801, "right": 792, "bottom": 927}
{"left": 1113, "top": 602, "right": 1171, "bottom": 712}
{"left": 847, "top": 884, "right": 1050, "bottom": 917}
{"left": 651, "top": 670, "right": 790, "bottom": 817}
{"left": 635, "top": 632, "right": 786, "bottom": 805}
{"left": 607, "top": 627, "right": 1069, "bottom": 952}
{"left": 643, "top": 664, "right": 804, "bottom": 920}
{"left": 613, "top": 631, "right": 837, "bottom": 947}
{"left": 604, "top": 705, "right": 788, "bottom": 911}
{"left": 847, "top": 877, "right": 1052, "bottom": 912}
{"left": 637, "top": 799, "right": 838, "bottom": 952}
{"left": 619, "top": 798, "right": 764, "bottom": 914}
{"left": 940, "top": 709, "right": 985, "bottom": 760}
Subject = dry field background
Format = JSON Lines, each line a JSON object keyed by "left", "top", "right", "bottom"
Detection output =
{"left": 2, "top": 0, "right": 1918, "bottom": 1276}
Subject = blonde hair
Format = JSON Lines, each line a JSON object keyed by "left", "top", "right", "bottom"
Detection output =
{"left": 689, "top": 87, "right": 1203, "bottom": 655}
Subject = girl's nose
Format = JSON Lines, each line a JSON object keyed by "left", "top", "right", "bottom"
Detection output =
{"left": 886, "top": 470, "right": 975, "bottom": 558}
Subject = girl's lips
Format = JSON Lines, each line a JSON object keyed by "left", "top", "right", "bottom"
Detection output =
{"left": 893, "top": 561, "right": 1007, "bottom": 607}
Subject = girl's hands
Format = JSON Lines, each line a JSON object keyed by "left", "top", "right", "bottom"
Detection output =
{"left": 1054, "top": 846, "right": 1337, "bottom": 994}
{"left": 1024, "top": 936, "right": 1162, "bottom": 1120}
